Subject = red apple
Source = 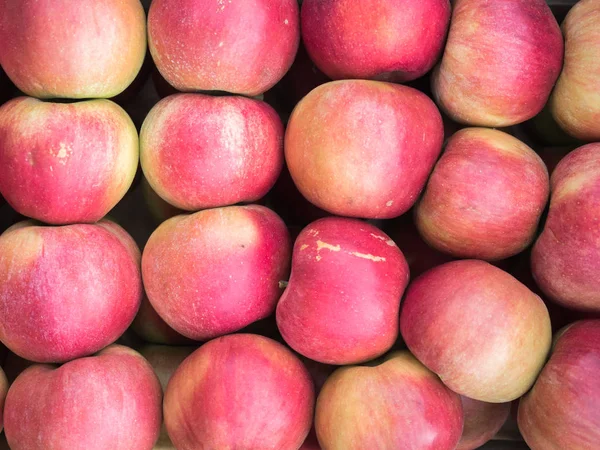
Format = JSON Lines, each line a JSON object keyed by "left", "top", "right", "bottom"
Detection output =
{"left": 131, "top": 295, "right": 195, "bottom": 345}
{"left": 457, "top": 396, "right": 510, "bottom": 450}
{"left": 550, "top": 0, "right": 600, "bottom": 141}
{"left": 0, "top": 220, "right": 142, "bottom": 363}
{"left": 148, "top": 0, "right": 299, "bottom": 96}
{"left": 400, "top": 260, "right": 552, "bottom": 402}
{"left": 276, "top": 217, "right": 409, "bottom": 365}
{"left": 532, "top": 143, "right": 600, "bottom": 312}
{"left": 142, "top": 205, "right": 290, "bottom": 341}
{"left": 316, "top": 351, "right": 463, "bottom": 450}
{"left": 4, "top": 345, "right": 162, "bottom": 450}
{"left": 164, "top": 334, "right": 314, "bottom": 449}
{"left": 415, "top": 128, "right": 549, "bottom": 260}
{"left": 140, "top": 93, "right": 283, "bottom": 211}
{"left": 432, "top": 0, "right": 564, "bottom": 127}
{"left": 302, "top": 0, "right": 450, "bottom": 82}
{"left": 0, "top": 97, "right": 138, "bottom": 224}
{"left": 285, "top": 80, "right": 444, "bottom": 219}
{"left": 518, "top": 320, "right": 600, "bottom": 449}
{"left": 0, "top": 0, "right": 146, "bottom": 99}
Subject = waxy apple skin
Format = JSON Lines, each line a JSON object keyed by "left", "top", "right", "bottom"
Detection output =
{"left": 142, "top": 205, "right": 291, "bottom": 341}
{"left": 4, "top": 345, "right": 162, "bottom": 450}
{"left": 140, "top": 93, "right": 283, "bottom": 211}
{"left": 0, "top": 220, "right": 143, "bottom": 363}
{"left": 457, "top": 396, "right": 510, "bottom": 450}
{"left": 518, "top": 320, "right": 600, "bottom": 450}
{"left": 551, "top": 0, "right": 600, "bottom": 141}
{"left": 148, "top": 0, "right": 299, "bottom": 96}
{"left": 316, "top": 351, "right": 463, "bottom": 450}
{"left": 400, "top": 260, "right": 552, "bottom": 403}
{"left": 0, "top": 0, "right": 146, "bottom": 99}
{"left": 285, "top": 80, "right": 444, "bottom": 219}
{"left": 164, "top": 334, "right": 314, "bottom": 450}
{"left": 0, "top": 97, "right": 138, "bottom": 225}
{"left": 432, "top": 0, "right": 564, "bottom": 127}
{"left": 276, "top": 217, "right": 409, "bottom": 365}
{"left": 301, "top": 0, "right": 450, "bottom": 82}
{"left": 416, "top": 128, "right": 549, "bottom": 260}
{"left": 532, "top": 143, "right": 600, "bottom": 312}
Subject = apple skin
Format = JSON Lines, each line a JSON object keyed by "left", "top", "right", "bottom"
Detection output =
{"left": 518, "top": 320, "right": 600, "bottom": 449}
{"left": 0, "top": 0, "right": 146, "bottom": 99}
{"left": 4, "top": 345, "right": 162, "bottom": 450}
{"left": 164, "top": 334, "right": 314, "bottom": 450}
{"left": 415, "top": 128, "right": 549, "bottom": 260}
{"left": 285, "top": 80, "right": 444, "bottom": 219}
{"left": 0, "top": 220, "right": 143, "bottom": 363}
{"left": 457, "top": 396, "right": 510, "bottom": 450}
{"left": 302, "top": 0, "right": 450, "bottom": 83}
{"left": 148, "top": 0, "right": 299, "bottom": 96}
{"left": 551, "top": 0, "right": 600, "bottom": 141}
{"left": 432, "top": 0, "right": 563, "bottom": 127}
{"left": 276, "top": 217, "right": 409, "bottom": 365}
{"left": 315, "top": 351, "right": 463, "bottom": 450}
{"left": 0, "top": 97, "right": 138, "bottom": 225}
{"left": 142, "top": 205, "right": 290, "bottom": 341}
{"left": 131, "top": 295, "right": 195, "bottom": 346}
{"left": 532, "top": 143, "right": 600, "bottom": 312}
{"left": 400, "top": 260, "right": 552, "bottom": 403}
{"left": 140, "top": 93, "right": 283, "bottom": 211}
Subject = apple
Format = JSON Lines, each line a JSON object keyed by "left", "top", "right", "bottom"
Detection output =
{"left": 148, "top": 0, "right": 299, "bottom": 96}
{"left": 457, "top": 396, "right": 510, "bottom": 450}
{"left": 400, "top": 260, "right": 552, "bottom": 403}
{"left": 164, "top": 333, "right": 314, "bottom": 449}
{"left": 432, "top": 0, "right": 564, "bottom": 127}
{"left": 315, "top": 351, "right": 463, "bottom": 450}
{"left": 415, "top": 128, "right": 549, "bottom": 260}
{"left": 4, "top": 345, "right": 162, "bottom": 450}
{"left": 140, "top": 345, "right": 196, "bottom": 450}
{"left": 131, "top": 295, "right": 195, "bottom": 345}
{"left": 0, "top": 0, "right": 146, "bottom": 99}
{"left": 0, "top": 220, "right": 143, "bottom": 363}
{"left": 532, "top": 143, "right": 600, "bottom": 312}
{"left": 518, "top": 320, "right": 600, "bottom": 449}
{"left": 0, "top": 97, "right": 138, "bottom": 224}
{"left": 285, "top": 80, "right": 444, "bottom": 219}
{"left": 140, "top": 93, "right": 283, "bottom": 211}
{"left": 276, "top": 217, "right": 409, "bottom": 365}
{"left": 550, "top": 0, "right": 600, "bottom": 141}
{"left": 142, "top": 205, "right": 290, "bottom": 341}
{"left": 302, "top": 0, "right": 450, "bottom": 82}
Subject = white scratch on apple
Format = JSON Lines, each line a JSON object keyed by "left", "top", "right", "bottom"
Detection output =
{"left": 350, "top": 252, "right": 386, "bottom": 262}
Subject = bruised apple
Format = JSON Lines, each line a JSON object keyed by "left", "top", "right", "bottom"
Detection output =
{"left": 276, "top": 217, "right": 409, "bottom": 365}
{"left": 285, "top": 80, "right": 444, "bottom": 219}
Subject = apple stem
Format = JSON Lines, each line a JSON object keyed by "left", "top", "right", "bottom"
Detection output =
{"left": 278, "top": 280, "right": 289, "bottom": 289}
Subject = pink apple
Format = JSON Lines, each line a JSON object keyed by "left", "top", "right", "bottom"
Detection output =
{"left": 0, "top": 97, "right": 138, "bottom": 224}
{"left": 276, "top": 217, "right": 409, "bottom": 365}
{"left": 316, "top": 351, "right": 463, "bottom": 450}
{"left": 302, "top": 0, "right": 450, "bottom": 82}
{"left": 4, "top": 345, "right": 162, "bottom": 450}
{"left": 0, "top": 0, "right": 146, "bottom": 99}
{"left": 142, "top": 205, "right": 290, "bottom": 341}
{"left": 164, "top": 334, "right": 314, "bottom": 449}
{"left": 518, "top": 320, "right": 600, "bottom": 449}
{"left": 148, "top": 0, "right": 299, "bottom": 96}
{"left": 532, "top": 143, "right": 600, "bottom": 312}
{"left": 415, "top": 128, "right": 549, "bottom": 260}
{"left": 432, "top": 0, "right": 564, "bottom": 127}
{"left": 140, "top": 93, "right": 283, "bottom": 211}
{"left": 400, "top": 260, "right": 552, "bottom": 402}
{"left": 0, "top": 220, "right": 142, "bottom": 363}
{"left": 457, "top": 396, "right": 510, "bottom": 450}
{"left": 285, "top": 80, "right": 444, "bottom": 219}
{"left": 550, "top": 0, "right": 600, "bottom": 141}
{"left": 131, "top": 295, "right": 195, "bottom": 346}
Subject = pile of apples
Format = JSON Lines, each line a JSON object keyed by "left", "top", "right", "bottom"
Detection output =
{"left": 0, "top": 0, "right": 599, "bottom": 449}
